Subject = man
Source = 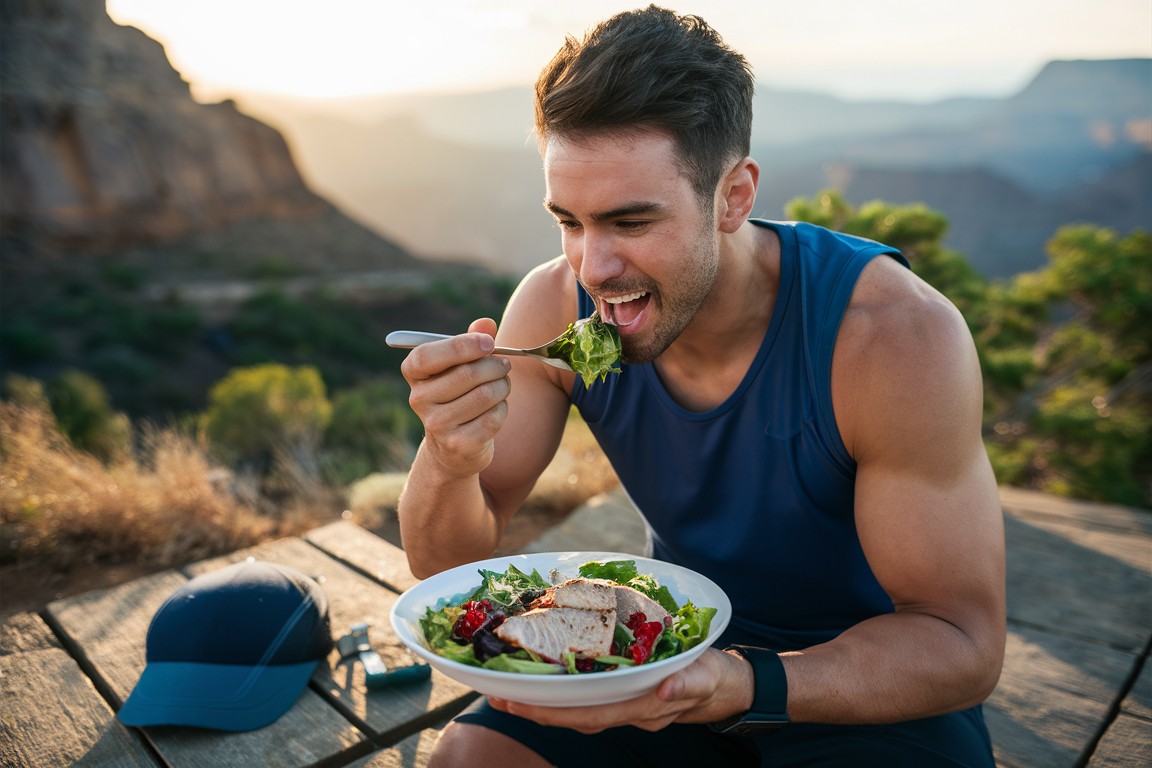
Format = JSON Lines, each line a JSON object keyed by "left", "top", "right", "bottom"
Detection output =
{"left": 397, "top": 6, "right": 1005, "bottom": 767}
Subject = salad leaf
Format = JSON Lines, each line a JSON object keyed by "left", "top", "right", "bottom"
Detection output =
{"left": 482, "top": 654, "right": 565, "bottom": 675}
{"left": 579, "top": 559, "right": 679, "bottom": 614}
{"left": 547, "top": 314, "right": 622, "bottom": 388}
{"left": 669, "top": 601, "right": 717, "bottom": 654}
{"left": 467, "top": 564, "right": 551, "bottom": 609}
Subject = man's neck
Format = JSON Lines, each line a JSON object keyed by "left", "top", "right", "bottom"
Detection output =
{"left": 654, "top": 222, "right": 780, "bottom": 411}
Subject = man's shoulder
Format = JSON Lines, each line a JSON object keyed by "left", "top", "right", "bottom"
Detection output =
{"left": 845, "top": 257, "right": 968, "bottom": 351}
{"left": 834, "top": 258, "right": 980, "bottom": 460}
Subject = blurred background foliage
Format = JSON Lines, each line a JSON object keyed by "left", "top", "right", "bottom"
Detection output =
{"left": 788, "top": 191, "right": 1150, "bottom": 506}
{"left": 2, "top": 192, "right": 1149, "bottom": 573}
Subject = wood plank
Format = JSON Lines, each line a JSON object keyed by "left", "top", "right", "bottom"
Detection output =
{"left": 999, "top": 487, "right": 1152, "bottom": 537}
{"left": 1, "top": 610, "right": 64, "bottom": 655}
{"left": 46, "top": 562, "right": 368, "bottom": 768}
{"left": 346, "top": 728, "right": 440, "bottom": 768}
{"left": 1, "top": 612, "right": 158, "bottom": 768}
{"left": 1120, "top": 653, "right": 1152, "bottom": 720}
{"left": 305, "top": 520, "right": 420, "bottom": 593}
{"left": 1003, "top": 511, "right": 1152, "bottom": 651}
{"left": 986, "top": 626, "right": 1137, "bottom": 768}
{"left": 188, "top": 536, "right": 476, "bottom": 745}
{"left": 1086, "top": 713, "right": 1152, "bottom": 767}
{"left": 47, "top": 569, "right": 189, "bottom": 703}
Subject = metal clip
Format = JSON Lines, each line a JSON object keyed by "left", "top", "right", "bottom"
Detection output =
{"left": 336, "top": 623, "right": 430, "bottom": 689}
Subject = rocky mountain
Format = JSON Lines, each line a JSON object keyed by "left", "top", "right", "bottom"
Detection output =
{"left": 1, "top": 1, "right": 1147, "bottom": 284}
{"left": 236, "top": 60, "right": 1150, "bottom": 280}
{"left": 765, "top": 59, "right": 1152, "bottom": 190}
{"left": 0, "top": 0, "right": 497, "bottom": 418}
{"left": 0, "top": 0, "right": 426, "bottom": 279}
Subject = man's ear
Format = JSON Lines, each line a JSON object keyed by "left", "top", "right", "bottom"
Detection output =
{"left": 716, "top": 157, "right": 759, "bottom": 233}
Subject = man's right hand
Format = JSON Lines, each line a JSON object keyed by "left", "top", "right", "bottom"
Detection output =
{"left": 400, "top": 317, "right": 512, "bottom": 480}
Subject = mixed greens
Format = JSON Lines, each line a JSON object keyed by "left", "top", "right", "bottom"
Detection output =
{"left": 418, "top": 560, "right": 717, "bottom": 675}
{"left": 547, "top": 314, "right": 623, "bottom": 388}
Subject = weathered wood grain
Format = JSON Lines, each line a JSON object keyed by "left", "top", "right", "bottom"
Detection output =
{"left": 1, "top": 611, "right": 63, "bottom": 655}
{"left": 0, "top": 612, "right": 157, "bottom": 768}
{"left": 986, "top": 626, "right": 1138, "bottom": 768}
{"left": 999, "top": 488, "right": 1152, "bottom": 538}
{"left": 1086, "top": 713, "right": 1152, "bottom": 767}
{"left": 305, "top": 520, "right": 420, "bottom": 593}
{"left": 1004, "top": 511, "right": 1152, "bottom": 652}
{"left": 7, "top": 492, "right": 1147, "bottom": 768}
{"left": 1119, "top": 654, "right": 1151, "bottom": 721}
{"left": 187, "top": 535, "right": 476, "bottom": 746}
{"left": 46, "top": 561, "right": 369, "bottom": 767}
{"left": 347, "top": 728, "right": 440, "bottom": 768}
{"left": 46, "top": 569, "right": 189, "bottom": 704}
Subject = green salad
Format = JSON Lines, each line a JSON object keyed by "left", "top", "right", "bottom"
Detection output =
{"left": 419, "top": 560, "right": 717, "bottom": 675}
{"left": 547, "top": 314, "right": 622, "bottom": 388}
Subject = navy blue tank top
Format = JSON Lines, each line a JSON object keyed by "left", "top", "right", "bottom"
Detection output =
{"left": 571, "top": 220, "right": 910, "bottom": 651}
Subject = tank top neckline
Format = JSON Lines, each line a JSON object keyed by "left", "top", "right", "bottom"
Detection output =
{"left": 638, "top": 219, "right": 797, "bottom": 421}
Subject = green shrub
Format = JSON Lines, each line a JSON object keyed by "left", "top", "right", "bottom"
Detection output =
{"left": 787, "top": 193, "right": 1152, "bottom": 507}
{"left": 100, "top": 263, "right": 147, "bottom": 291}
{"left": 0, "top": 321, "right": 57, "bottom": 363}
{"left": 322, "top": 378, "right": 419, "bottom": 484}
{"left": 200, "top": 364, "right": 332, "bottom": 468}
{"left": 44, "top": 370, "right": 132, "bottom": 462}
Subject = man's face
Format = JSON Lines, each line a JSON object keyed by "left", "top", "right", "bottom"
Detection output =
{"left": 543, "top": 130, "right": 719, "bottom": 364}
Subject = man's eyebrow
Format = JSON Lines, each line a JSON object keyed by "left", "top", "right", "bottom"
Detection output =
{"left": 544, "top": 200, "right": 665, "bottom": 221}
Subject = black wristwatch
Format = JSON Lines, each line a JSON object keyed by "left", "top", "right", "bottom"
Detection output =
{"left": 708, "top": 645, "right": 790, "bottom": 735}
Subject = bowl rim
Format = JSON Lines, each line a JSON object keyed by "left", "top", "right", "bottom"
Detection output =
{"left": 389, "top": 550, "right": 732, "bottom": 686}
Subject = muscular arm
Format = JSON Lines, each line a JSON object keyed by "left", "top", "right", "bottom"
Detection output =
{"left": 779, "top": 256, "right": 1006, "bottom": 722}
{"left": 398, "top": 258, "right": 578, "bottom": 578}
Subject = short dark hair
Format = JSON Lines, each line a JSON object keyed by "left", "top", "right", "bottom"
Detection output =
{"left": 534, "top": 5, "right": 754, "bottom": 200}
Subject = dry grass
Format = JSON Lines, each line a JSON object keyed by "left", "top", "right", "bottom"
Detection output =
{"left": 0, "top": 403, "right": 329, "bottom": 572}
{"left": 0, "top": 402, "right": 616, "bottom": 615}
{"left": 340, "top": 408, "right": 619, "bottom": 551}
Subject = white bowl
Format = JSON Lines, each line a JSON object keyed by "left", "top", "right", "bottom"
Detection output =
{"left": 389, "top": 551, "right": 731, "bottom": 707}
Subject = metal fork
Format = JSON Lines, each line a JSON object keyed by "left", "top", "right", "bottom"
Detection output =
{"left": 385, "top": 330, "right": 574, "bottom": 371}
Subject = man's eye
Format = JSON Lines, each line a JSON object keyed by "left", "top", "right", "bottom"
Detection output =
{"left": 617, "top": 220, "right": 649, "bottom": 231}
{"left": 556, "top": 219, "right": 581, "bottom": 231}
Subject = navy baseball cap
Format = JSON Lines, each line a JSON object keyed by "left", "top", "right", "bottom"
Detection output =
{"left": 118, "top": 559, "right": 333, "bottom": 731}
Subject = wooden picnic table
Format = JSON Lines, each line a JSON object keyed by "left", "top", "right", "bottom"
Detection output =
{"left": 1, "top": 521, "right": 474, "bottom": 768}
{"left": 526, "top": 486, "right": 1152, "bottom": 768}
{"left": 2, "top": 487, "right": 1150, "bottom": 767}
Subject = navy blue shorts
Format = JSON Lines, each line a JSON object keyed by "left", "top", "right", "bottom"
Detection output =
{"left": 455, "top": 700, "right": 995, "bottom": 768}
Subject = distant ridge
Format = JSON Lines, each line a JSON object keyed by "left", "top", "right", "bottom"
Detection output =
{"left": 229, "top": 58, "right": 1150, "bottom": 279}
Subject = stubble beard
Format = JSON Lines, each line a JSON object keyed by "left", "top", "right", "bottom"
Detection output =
{"left": 618, "top": 224, "right": 719, "bottom": 365}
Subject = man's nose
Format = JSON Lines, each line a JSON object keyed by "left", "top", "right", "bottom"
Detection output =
{"left": 577, "top": 231, "right": 625, "bottom": 288}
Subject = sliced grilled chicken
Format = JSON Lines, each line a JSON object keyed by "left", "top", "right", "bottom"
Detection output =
{"left": 544, "top": 578, "right": 616, "bottom": 611}
{"left": 494, "top": 606, "right": 615, "bottom": 662}
{"left": 613, "top": 584, "right": 671, "bottom": 625}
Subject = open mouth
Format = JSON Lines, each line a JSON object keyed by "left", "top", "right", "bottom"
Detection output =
{"left": 600, "top": 291, "right": 650, "bottom": 329}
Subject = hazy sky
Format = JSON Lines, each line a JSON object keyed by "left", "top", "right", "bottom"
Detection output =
{"left": 107, "top": 0, "right": 1152, "bottom": 103}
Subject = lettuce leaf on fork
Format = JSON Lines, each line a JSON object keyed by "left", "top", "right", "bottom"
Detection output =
{"left": 546, "top": 314, "right": 623, "bottom": 388}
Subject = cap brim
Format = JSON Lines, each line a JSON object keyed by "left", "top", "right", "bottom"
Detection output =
{"left": 117, "top": 659, "right": 321, "bottom": 731}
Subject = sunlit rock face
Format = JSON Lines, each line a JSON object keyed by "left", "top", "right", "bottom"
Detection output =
{"left": 0, "top": 0, "right": 325, "bottom": 249}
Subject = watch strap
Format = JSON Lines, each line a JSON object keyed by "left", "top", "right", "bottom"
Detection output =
{"left": 708, "top": 645, "right": 789, "bottom": 734}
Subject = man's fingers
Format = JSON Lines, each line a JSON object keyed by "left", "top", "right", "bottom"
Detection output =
{"left": 400, "top": 332, "right": 497, "bottom": 384}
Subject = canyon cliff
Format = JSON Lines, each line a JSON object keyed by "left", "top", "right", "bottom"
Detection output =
{"left": 0, "top": 0, "right": 333, "bottom": 249}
